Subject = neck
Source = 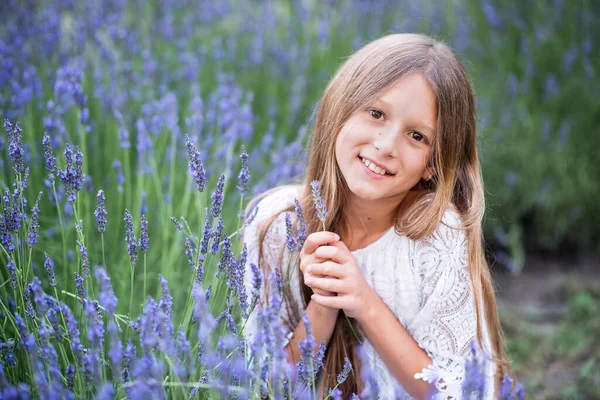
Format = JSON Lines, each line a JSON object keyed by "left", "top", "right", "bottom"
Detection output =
{"left": 341, "top": 193, "right": 403, "bottom": 239}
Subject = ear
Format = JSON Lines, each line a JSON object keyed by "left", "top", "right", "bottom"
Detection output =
{"left": 422, "top": 167, "right": 436, "bottom": 181}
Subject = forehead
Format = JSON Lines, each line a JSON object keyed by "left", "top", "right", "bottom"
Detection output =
{"left": 375, "top": 74, "right": 437, "bottom": 131}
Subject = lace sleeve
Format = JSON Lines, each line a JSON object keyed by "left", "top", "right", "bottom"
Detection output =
{"left": 408, "top": 211, "right": 494, "bottom": 399}
{"left": 242, "top": 188, "right": 304, "bottom": 344}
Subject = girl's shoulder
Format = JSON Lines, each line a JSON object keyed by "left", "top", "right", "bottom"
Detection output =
{"left": 246, "top": 184, "right": 302, "bottom": 226}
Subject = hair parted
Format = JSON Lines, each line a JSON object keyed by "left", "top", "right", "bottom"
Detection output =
{"left": 245, "top": 32, "right": 512, "bottom": 397}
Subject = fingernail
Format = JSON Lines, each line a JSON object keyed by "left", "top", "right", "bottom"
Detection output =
{"left": 334, "top": 234, "right": 340, "bottom": 241}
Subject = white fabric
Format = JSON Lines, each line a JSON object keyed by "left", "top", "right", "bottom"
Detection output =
{"left": 242, "top": 186, "right": 496, "bottom": 399}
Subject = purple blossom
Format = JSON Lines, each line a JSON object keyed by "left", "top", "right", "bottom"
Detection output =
{"left": 27, "top": 191, "right": 42, "bottom": 246}
{"left": 107, "top": 320, "right": 123, "bottom": 383}
{"left": 297, "top": 313, "right": 317, "bottom": 386}
{"left": 23, "top": 284, "right": 35, "bottom": 317}
{"left": 7, "top": 258, "right": 17, "bottom": 289}
{"left": 113, "top": 159, "right": 124, "bottom": 193}
{"left": 138, "top": 214, "right": 149, "bottom": 252}
{"left": 237, "top": 145, "right": 250, "bottom": 194}
{"left": 285, "top": 213, "right": 297, "bottom": 252}
{"left": 170, "top": 216, "right": 184, "bottom": 231}
{"left": 42, "top": 133, "right": 57, "bottom": 181}
{"left": 500, "top": 373, "right": 514, "bottom": 400}
{"left": 211, "top": 174, "right": 225, "bottom": 218}
{"left": 185, "top": 237, "right": 195, "bottom": 265}
{"left": 185, "top": 134, "right": 207, "bottom": 192}
{"left": 210, "top": 216, "right": 224, "bottom": 254}
{"left": 310, "top": 180, "right": 328, "bottom": 223}
{"left": 337, "top": 357, "right": 352, "bottom": 384}
{"left": 94, "top": 190, "right": 107, "bottom": 233}
{"left": 65, "top": 365, "right": 75, "bottom": 391}
{"left": 0, "top": 214, "right": 14, "bottom": 252}
{"left": 124, "top": 209, "right": 137, "bottom": 266}
{"left": 158, "top": 275, "right": 173, "bottom": 322}
{"left": 4, "top": 119, "right": 25, "bottom": 174}
{"left": 74, "top": 272, "right": 86, "bottom": 302}
{"left": 58, "top": 144, "right": 84, "bottom": 204}
{"left": 77, "top": 240, "right": 90, "bottom": 279}
{"left": 294, "top": 199, "right": 307, "bottom": 250}
{"left": 44, "top": 252, "right": 56, "bottom": 286}
{"left": 462, "top": 340, "right": 488, "bottom": 397}
{"left": 95, "top": 267, "right": 118, "bottom": 315}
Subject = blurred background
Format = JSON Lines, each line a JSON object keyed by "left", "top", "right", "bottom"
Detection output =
{"left": 1, "top": 0, "right": 599, "bottom": 397}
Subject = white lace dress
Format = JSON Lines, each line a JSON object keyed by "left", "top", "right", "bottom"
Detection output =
{"left": 243, "top": 186, "right": 496, "bottom": 399}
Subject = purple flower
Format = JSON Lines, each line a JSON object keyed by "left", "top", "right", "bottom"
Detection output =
{"left": 211, "top": 174, "right": 225, "bottom": 218}
{"left": 94, "top": 190, "right": 107, "bottom": 233}
{"left": 124, "top": 209, "right": 137, "bottom": 266}
{"left": 107, "top": 320, "right": 123, "bottom": 383}
{"left": 310, "top": 180, "right": 328, "bottom": 223}
{"left": 65, "top": 365, "right": 75, "bottom": 391}
{"left": 357, "top": 343, "right": 379, "bottom": 398}
{"left": 0, "top": 214, "right": 15, "bottom": 252}
{"left": 237, "top": 145, "right": 250, "bottom": 194}
{"left": 27, "top": 191, "right": 42, "bottom": 246}
{"left": 337, "top": 357, "right": 352, "bottom": 384}
{"left": 210, "top": 216, "right": 224, "bottom": 254}
{"left": 462, "top": 340, "right": 488, "bottom": 397}
{"left": 74, "top": 272, "right": 86, "bottom": 302}
{"left": 140, "top": 191, "right": 147, "bottom": 215}
{"left": 297, "top": 313, "right": 317, "bottom": 386}
{"left": 95, "top": 267, "right": 118, "bottom": 315}
{"left": 77, "top": 240, "right": 90, "bottom": 279}
{"left": 170, "top": 216, "right": 184, "bottom": 231}
{"left": 285, "top": 213, "right": 297, "bottom": 252}
{"left": 158, "top": 275, "right": 173, "bottom": 322}
{"left": 113, "top": 159, "right": 124, "bottom": 193}
{"left": 185, "top": 134, "right": 207, "bottom": 192}
{"left": 294, "top": 199, "right": 307, "bottom": 250}
{"left": 44, "top": 252, "right": 56, "bottom": 286}
{"left": 138, "top": 214, "right": 149, "bottom": 252}
{"left": 4, "top": 119, "right": 25, "bottom": 174}
{"left": 58, "top": 144, "right": 85, "bottom": 204}
{"left": 7, "top": 258, "right": 17, "bottom": 289}
{"left": 185, "top": 237, "right": 195, "bottom": 265}
{"left": 42, "top": 133, "right": 57, "bottom": 181}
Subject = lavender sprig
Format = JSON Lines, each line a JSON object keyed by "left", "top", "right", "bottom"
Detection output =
{"left": 211, "top": 174, "right": 226, "bottom": 218}
{"left": 94, "top": 190, "right": 107, "bottom": 233}
{"left": 294, "top": 199, "right": 307, "bottom": 250}
{"left": 42, "top": 133, "right": 57, "bottom": 181}
{"left": 124, "top": 209, "right": 137, "bottom": 266}
{"left": 4, "top": 119, "right": 25, "bottom": 174}
{"left": 139, "top": 215, "right": 149, "bottom": 252}
{"left": 310, "top": 180, "right": 328, "bottom": 224}
{"left": 237, "top": 145, "right": 249, "bottom": 194}
{"left": 44, "top": 252, "right": 56, "bottom": 286}
{"left": 185, "top": 135, "right": 207, "bottom": 192}
{"left": 26, "top": 192, "right": 42, "bottom": 246}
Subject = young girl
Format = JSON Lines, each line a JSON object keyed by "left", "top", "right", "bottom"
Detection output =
{"left": 243, "top": 33, "right": 511, "bottom": 399}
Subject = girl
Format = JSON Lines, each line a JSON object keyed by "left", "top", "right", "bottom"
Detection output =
{"left": 243, "top": 33, "right": 511, "bottom": 399}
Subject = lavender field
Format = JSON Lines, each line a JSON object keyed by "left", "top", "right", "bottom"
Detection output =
{"left": 1, "top": 0, "right": 599, "bottom": 398}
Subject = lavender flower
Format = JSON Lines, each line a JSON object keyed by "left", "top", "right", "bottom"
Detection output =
{"left": 0, "top": 214, "right": 14, "bottom": 252}
{"left": 95, "top": 267, "right": 118, "bottom": 315}
{"left": 285, "top": 212, "right": 297, "bottom": 252}
{"left": 211, "top": 173, "right": 225, "bottom": 218}
{"left": 237, "top": 145, "right": 249, "bottom": 194}
{"left": 42, "top": 133, "right": 57, "bottom": 181}
{"left": 4, "top": 119, "right": 25, "bottom": 174}
{"left": 462, "top": 340, "right": 488, "bottom": 397}
{"left": 113, "top": 160, "right": 124, "bottom": 193}
{"left": 294, "top": 199, "right": 307, "bottom": 250}
{"left": 337, "top": 357, "right": 352, "bottom": 384}
{"left": 185, "top": 237, "right": 194, "bottom": 265}
{"left": 26, "top": 192, "right": 42, "bottom": 246}
{"left": 139, "top": 214, "right": 149, "bottom": 252}
{"left": 107, "top": 320, "right": 123, "bottom": 383}
{"left": 58, "top": 144, "right": 85, "bottom": 203}
{"left": 7, "top": 258, "right": 17, "bottom": 289}
{"left": 124, "top": 209, "right": 137, "bottom": 266}
{"left": 23, "top": 284, "right": 35, "bottom": 317}
{"left": 44, "top": 252, "right": 56, "bottom": 286}
{"left": 77, "top": 240, "right": 90, "bottom": 279}
{"left": 500, "top": 373, "right": 514, "bottom": 400}
{"left": 158, "top": 275, "right": 173, "bottom": 321}
{"left": 170, "top": 216, "right": 184, "bottom": 231}
{"left": 297, "top": 313, "right": 317, "bottom": 386}
{"left": 210, "top": 216, "right": 224, "bottom": 254}
{"left": 94, "top": 190, "right": 107, "bottom": 233}
{"left": 185, "top": 134, "right": 207, "bottom": 192}
{"left": 65, "top": 365, "right": 75, "bottom": 391}
{"left": 74, "top": 272, "right": 86, "bottom": 302}
{"left": 310, "top": 180, "right": 328, "bottom": 222}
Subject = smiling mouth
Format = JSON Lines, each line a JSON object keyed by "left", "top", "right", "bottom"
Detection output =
{"left": 358, "top": 156, "right": 394, "bottom": 176}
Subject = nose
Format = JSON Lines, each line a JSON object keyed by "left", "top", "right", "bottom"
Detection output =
{"left": 373, "top": 128, "right": 398, "bottom": 157}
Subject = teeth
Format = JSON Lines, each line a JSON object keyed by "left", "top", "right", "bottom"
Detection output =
{"left": 361, "top": 157, "right": 389, "bottom": 175}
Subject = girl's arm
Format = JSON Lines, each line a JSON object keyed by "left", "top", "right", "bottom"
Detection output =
{"left": 356, "top": 294, "right": 435, "bottom": 399}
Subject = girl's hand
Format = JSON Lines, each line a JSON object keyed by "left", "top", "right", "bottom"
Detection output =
{"left": 304, "top": 240, "right": 378, "bottom": 320}
{"left": 299, "top": 231, "right": 340, "bottom": 297}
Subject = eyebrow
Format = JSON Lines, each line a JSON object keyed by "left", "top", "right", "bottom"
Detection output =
{"left": 373, "top": 98, "right": 436, "bottom": 134}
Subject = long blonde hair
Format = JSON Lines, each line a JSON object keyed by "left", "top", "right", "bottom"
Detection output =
{"left": 246, "top": 33, "right": 511, "bottom": 397}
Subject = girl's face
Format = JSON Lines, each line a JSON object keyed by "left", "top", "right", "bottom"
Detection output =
{"left": 334, "top": 74, "right": 437, "bottom": 204}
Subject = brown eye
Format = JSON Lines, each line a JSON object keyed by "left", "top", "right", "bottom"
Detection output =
{"left": 409, "top": 131, "right": 425, "bottom": 142}
{"left": 368, "top": 109, "right": 384, "bottom": 120}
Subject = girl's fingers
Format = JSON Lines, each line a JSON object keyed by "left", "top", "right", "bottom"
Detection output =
{"left": 301, "top": 231, "right": 340, "bottom": 256}
{"left": 310, "top": 293, "right": 344, "bottom": 309}
{"left": 307, "top": 261, "right": 344, "bottom": 278}
{"left": 305, "top": 276, "right": 345, "bottom": 293}
{"left": 313, "top": 245, "right": 350, "bottom": 264}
